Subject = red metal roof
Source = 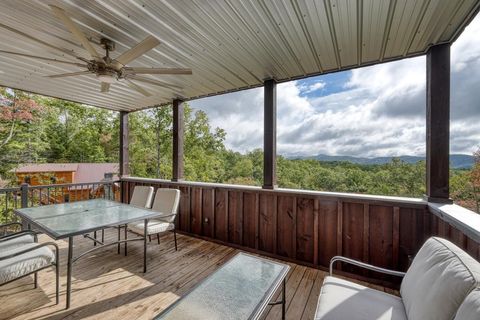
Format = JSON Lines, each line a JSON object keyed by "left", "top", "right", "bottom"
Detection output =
{"left": 75, "top": 163, "right": 119, "bottom": 183}
{"left": 14, "top": 163, "right": 119, "bottom": 183}
{"left": 14, "top": 163, "right": 78, "bottom": 173}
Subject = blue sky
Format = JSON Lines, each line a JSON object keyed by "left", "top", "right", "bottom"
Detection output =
{"left": 191, "top": 13, "right": 480, "bottom": 158}
{"left": 297, "top": 72, "right": 350, "bottom": 98}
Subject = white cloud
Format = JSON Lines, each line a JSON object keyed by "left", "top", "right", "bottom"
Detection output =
{"left": 191, "top": 13, "right": 480, "bottom": 157}
{"left": 190, "top": 87, "right": 264, "bottom": 153}
{"left": 299, "top": 81, "right": 326, "bottom": 94}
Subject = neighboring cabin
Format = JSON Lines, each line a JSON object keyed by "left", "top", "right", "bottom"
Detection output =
{"left": 12, "top": 163, "right": 119, "bottom": 203}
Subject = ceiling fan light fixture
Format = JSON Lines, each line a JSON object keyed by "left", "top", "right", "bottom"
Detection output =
{"left": 97, "top": 73, "right": 116, "bottom": 83}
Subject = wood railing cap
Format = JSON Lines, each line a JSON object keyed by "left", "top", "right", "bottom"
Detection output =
{"left": 429, "top": 202, "right": 480, "bottom": 243}
{"left": 120, "top": 176, "right": 427, "bottom": 207}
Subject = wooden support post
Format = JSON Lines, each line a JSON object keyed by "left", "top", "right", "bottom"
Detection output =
{"left": 426, "top": 44, "right": 452, "bottom": 203}
{"left": 119, "top": 111, "right": 129, "bottom": 177}
{"left": 263, "top": 79, "right": 277, "bottom": 189}
{"left": 172, "top": 99, "right": 185, "bottom": 182}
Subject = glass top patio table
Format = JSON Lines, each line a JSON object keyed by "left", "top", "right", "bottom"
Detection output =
{"left": 14, "top": 199, "right": 160, "bottom": 239}
{"left": 154, "top": 252, "right": 290, "bottom": 320}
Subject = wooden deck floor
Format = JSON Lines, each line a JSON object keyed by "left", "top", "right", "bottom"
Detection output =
{"left": 1, "top": 229, "right": 392, "bottom": 320}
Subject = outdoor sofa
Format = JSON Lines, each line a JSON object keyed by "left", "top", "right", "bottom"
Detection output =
{"left": 315, "top": 237, "right": 480, "bottom": 320}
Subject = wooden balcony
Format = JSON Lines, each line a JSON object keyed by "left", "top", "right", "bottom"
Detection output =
{"left": 121, "top": 177, "right": 480, "bottom": 289}
{"left": 0, "top": 228, "right": 395, "bottom": 320}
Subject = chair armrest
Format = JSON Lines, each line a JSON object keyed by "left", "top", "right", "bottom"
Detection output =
{"left": 155, "top": 213, "right": 176, "bottom": 222}
{"left": 0, "top": 222, "right": 23, "bottom": 237}
{"left": 0, "top": 230, "right": 38, "bottom": 242}
{"left": 329, "top": 256, "right": 406, "bottom": 277}
{"left": 0, "top": 242, "right": 59, "bottom": 261}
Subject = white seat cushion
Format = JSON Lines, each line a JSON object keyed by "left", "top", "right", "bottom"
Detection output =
{"left": 0, "top": 234, "right": 35, "bottom": 251}
{"left": 314, "top": 276, "right": 407, "bottom": 320}
{"left": 454, "top": 289, "right": 480, "bottom": 320}
{"left": 128, "top": 219, "right": 175, "bottom": 236}
{"left": 0, "top": 243, "right": 55, "bottom": 285}
{"left": 400, "top": 237, "right": 480, "bottom": 320}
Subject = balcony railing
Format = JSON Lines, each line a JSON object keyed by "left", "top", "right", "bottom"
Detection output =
{"left": 120, "top": 176, "right": 480, "bottom": 289}
{"left": 2, "top": 177, "right": 479, "bottom": 289}
{"left": 0, "top": 181, "right": 118, "bottom": 224}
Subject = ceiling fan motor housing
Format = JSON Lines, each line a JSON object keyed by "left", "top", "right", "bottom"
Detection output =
{"left": 95, "top": 67, "right": 118, "bottom": 83}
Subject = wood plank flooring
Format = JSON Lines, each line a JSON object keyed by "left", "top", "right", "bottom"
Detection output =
{"left": 0, "top": 229, "right": 394, "bottom": 320}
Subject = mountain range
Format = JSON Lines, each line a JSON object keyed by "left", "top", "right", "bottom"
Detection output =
{"left": 288, "top": 154, "right": 475, "bottom": 169}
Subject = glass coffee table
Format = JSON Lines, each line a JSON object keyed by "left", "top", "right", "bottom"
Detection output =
{"left": 154, "top": 252, "right": 290, "bottom": 320}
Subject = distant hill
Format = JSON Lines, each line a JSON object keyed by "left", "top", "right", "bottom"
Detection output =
{"left": 287, "top": 154, "right": 475, "bottom": 169}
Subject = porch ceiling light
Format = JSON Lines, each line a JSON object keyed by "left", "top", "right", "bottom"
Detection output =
{"left": 96, "top": 73, "right": 116, "bottom": 84}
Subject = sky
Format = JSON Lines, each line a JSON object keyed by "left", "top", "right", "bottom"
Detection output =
{"left": 190, "top": 14, "right": 480, "bottom": 158}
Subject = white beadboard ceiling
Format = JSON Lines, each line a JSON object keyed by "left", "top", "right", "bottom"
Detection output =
{"left": 0, "top": 0, "right": 478, "bottom": 112}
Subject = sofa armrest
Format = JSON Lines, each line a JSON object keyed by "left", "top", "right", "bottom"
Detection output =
{"left": 0, "top": 230, "right": 38, "bottom": 242}
{"left": 0, "top": 242, "right": 59, "bottom": 261}
{"left": 329, "top": 256, "right": 406, "bottom": 277}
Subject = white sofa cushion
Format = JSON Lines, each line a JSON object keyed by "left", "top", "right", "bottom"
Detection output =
{"left": 314, "top": 276, "right": 407, "bottom": 320}
{"left": 400, "top": 237, "right": 480, "bottom": 320}
{"left": 0, "top": 234, "right": 35, "bottom": 251}
{"left": 454, "top": 289, "right": 480, "bottom": 320}
{"left": 0, "top": 243, "right": 55, "bottom": 285}
{"left": 129, "top": 219, "right": 175, "bottom": 236}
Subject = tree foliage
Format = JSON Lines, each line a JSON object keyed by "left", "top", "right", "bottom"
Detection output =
{"left": 0, "top": 87, "right": 479, "bottom": 213}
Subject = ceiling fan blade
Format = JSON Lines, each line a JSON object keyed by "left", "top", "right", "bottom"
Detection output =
{"left": 113, "top": 35, "right": 160, "bottom": 67}
{"left": 45, "top": 71, "right": 92, "bottom": 79}
{"left": 49, "top": 5, "right": 103, "bottom": 63}
{"left": 124, "top": 79, "right": 151, "bottom": 97}
{"left": 101, "top": 82, "right": 110, "bottom": 93}
{"left": 123, "top": 67, "right": 192, "bottom": 75}
{"left": 0, "top": 50, "right": 87, "bottom": 67}
{"left": 0, "top": 22, "right": 82, "bottom": 60}
{"left": 127, "top": 75, "right": 182, "bottom": 90}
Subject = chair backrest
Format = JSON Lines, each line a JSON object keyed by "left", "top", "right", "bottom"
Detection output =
{"left": 454, "top": 288, "right": 480, "bottom": 320}
{"left": 129, "top": 186, "right": 154, "bottom": 208}
{"left": 400, "top": 237, "right": 480, "bottom": 320}
{"left": 151, "top": 188, "right": 180, "bottom": 222}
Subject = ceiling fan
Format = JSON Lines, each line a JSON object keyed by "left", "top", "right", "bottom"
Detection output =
{"left": 0, "top": 5, "right": 192, "bottom": 97}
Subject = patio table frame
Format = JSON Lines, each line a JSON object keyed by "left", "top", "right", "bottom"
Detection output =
{"left": 14, "top": 199, "right": 161, "bottom": 309}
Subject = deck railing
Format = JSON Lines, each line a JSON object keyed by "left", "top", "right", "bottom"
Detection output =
{"left": 2, "top": 177, "right": 479, "bottom": 289}
{"left": 0, "top": 181, "right": 118, "bottom": 224}
{"left": 120, "top": 176, "right": 480, "bottom": 288}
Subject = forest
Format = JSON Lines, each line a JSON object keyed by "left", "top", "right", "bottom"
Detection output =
{"left": 1, "top": 87, "right": 479, "bottom": 213}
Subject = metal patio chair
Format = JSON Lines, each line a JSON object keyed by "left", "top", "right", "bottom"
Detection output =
{"left": 117, "top": 186, "right": 154, "bottom": 254}
{"left": 128, "top": 188, "right": 180, "bottom": 250}
{"left": 0, "top": 225, "right": 59, "bottom": 305}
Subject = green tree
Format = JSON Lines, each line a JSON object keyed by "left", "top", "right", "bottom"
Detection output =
{"left": 0, "top": 89, "right": 48, "bottom": 178}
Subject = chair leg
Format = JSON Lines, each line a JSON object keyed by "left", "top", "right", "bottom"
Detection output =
{"left": 55, "top": 262, "right": 59, "bottom": 305}
{"left": 34, "top": 272, "right": 38, "bottom": 289}
{"left": 157, "top": 233, "right": 160, "bottom": 244}
{"left": 148, "top": 235, "right": 152, "bottom": 242}
{"left": 93, "top": 231, "right": 97, "bottom": 247}
{"left": 117, "top": 226, "right": 121, "bottom": 254}
{"left": 102, "top": 228, "right": 105, "bottom": 243}
{"left": 124, "top": 224, "right": 128, "bottom": 256}
{"left": 174, "top": 229, "right": 178, "bottom": 251}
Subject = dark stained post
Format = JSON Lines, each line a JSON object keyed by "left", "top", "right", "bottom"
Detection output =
{"left": 172, "top": 99, "right": 184, "bottom": 181}
{"left": 263, "top": 79, "right": 277, "bottom": 189}
{"left": 426, "top": 44, "right": 452, "bottom": 203}
{"left": 119, "top": 111, "right": 129, "bottom": 177}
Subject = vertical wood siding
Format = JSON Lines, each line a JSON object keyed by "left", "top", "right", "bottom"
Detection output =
{"left": 121, "top": 179, "right": 480, "bottom": 287}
